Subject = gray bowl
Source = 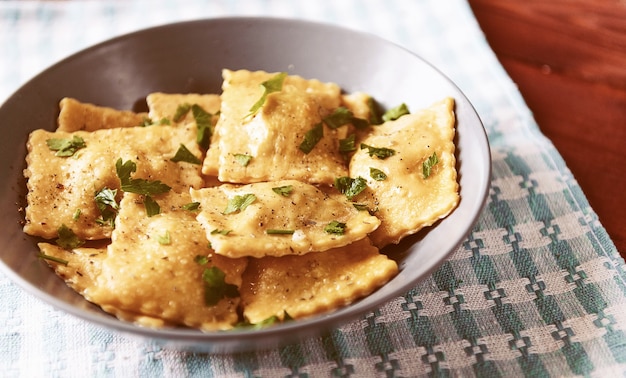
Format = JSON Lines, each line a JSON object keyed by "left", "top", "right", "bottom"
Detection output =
{"left": 0, "top": 17, "right": 490, "bottom": 353}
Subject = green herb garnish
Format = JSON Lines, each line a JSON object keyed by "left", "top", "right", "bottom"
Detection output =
{"left": 56, "top": 224, "right": 84, "bottom": 250}
{"left": 352, "top": 203, "right": 369, "bottom": 211}
{"left": 248, "top": 72, "right": 287, "bottom": 116}
{"left": 181, "top": 202, "right": 201, "bottom": 211}
{"left": 143, "top": 195, "right": 161, "bottom": 217}
{"left": 195, "top": 255, "right": 209, "bottom": 265}
{"left": 233, "top": 153, "right": 253, "bottom": 167}
{"left": 368, "top": 97, "right": 383, "bottom": 125}
{"left": 173, "top": 103, "right": 191, "bottom": 122}
{"left": 37, "top": 252, "right": 69, "bottom": 266}
{"left": 299, "top": 122, "right": 324, "bottom": 154}
{"left": 72, "top": 208, "right": 81, "bottom": 221}
{"left": 422, "top": 152, "right": 439, "bottom": 179}
{"left": 382, "top": 103, "right": 410, "bottom": 122}
{"left": 140, "top": 117, "right": 170, "bottom": 126}
{"left": 192, "top": 104, "right": 212, "bottom": 149}
{"left": 46, "top": 136, "right": 86, "bottom": 157}
{"left": 324, "top": 220, "right": 346, "bottom": 235}
{"left": 94, "top": 187, "right": 119, "bottom": 227}
{"left": 360, "top": 143, "right": 396, "bottom": 159}
{"left": 223, "top": 193, "right": 256, "bottom": 215}
{"left": 202, "top": 266, "right": 240, "bottom": 306}
{"left": 334, "top": 176, "right": 367, "bottom": 200}
{"left": 157, "top": 230, "right": 171, "bottom": 245}
{"left": 323, "top": 107, "right": 354, "bottom": 129}
{"left": 339, "top": 134, "right": 357, "bottom": 153}
{"left": 235, "top": 311, "right": 293, "bottom": 329}
{"left": 211, "top": 229, "right": 232, "bottom": 235}
{"left": 266, "top": 229, "right": 295, "bottom": 235}
{"left": 369, "top": 167, "right": 387, "bottom": 181}
{"left": 171, "top": 144, "right": 202, "bottom": 165}
{"left": 115, "top": 158, "right": 172, "bottom": 196}
{"left": 271, "top": 185, "right": 293, "bottom": 197}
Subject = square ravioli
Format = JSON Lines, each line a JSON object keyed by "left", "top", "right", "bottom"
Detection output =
{"left": 57, "top": 97, "right": 148, "bottom": 132}
{"left": 190, "top": 180, "right": 381, "bottom": 258}
{"left": 349, "top": 97, "right": 459, "bottom": 247}
{"left": 202, "top": 69, "right": 348, "bottom": 184}
{"left": 240, "top": 238, "right": 398, "bottom": 323}
{"left": 23, "top": 125, "right": 204, "bottom": 240}
{"left": 88, "top": 192, "right": 247, "bottom": 331}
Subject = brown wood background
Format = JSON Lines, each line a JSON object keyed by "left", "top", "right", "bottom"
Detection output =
{"left": 469, "top": 0, "right": 626, "bottom": 255}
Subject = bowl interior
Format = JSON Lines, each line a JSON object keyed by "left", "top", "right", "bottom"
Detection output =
{"left": 0, "top": 17, "right": 490, "bottom": 352}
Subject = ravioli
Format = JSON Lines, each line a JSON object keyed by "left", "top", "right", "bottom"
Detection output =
{"left": 349, "top": 97, "right": 459, "bottom": 247}
{"left": 190, "top": 180, "right": 381, "bottom": 258}
{"left": 88, "top": 192, "right": 247, "bottom": 331}
{"left": 240, "top": 238, "right": 398, "bottom": 323}
{"left": 57, "top": 97, "right": 147, "bottom": 132}
{"left": 23, "top": 125, "right": 203, "bottom": 240}
{"left": 202, "top": 69, "right": 348, "bottom": 184}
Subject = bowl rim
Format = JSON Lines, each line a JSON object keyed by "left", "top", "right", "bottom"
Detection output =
{"left": 0, "top": 16, "right": 491, "bottom": 351}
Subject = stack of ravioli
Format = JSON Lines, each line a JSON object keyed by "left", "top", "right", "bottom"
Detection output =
{"left": 23, "top": 69, "right": 459, "bottom": 331}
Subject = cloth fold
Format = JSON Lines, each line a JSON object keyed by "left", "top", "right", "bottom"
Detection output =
{"left": 1, "top": 0, "right": 624, "bottom": 376}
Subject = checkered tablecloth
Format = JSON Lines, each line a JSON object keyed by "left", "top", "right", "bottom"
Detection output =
{"left": 2, "top": 1, "right": 625, "bottom": 376}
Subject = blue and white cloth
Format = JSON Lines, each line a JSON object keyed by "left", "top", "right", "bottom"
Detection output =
{"left": 1, "top": 1, "right": 624, "bottom": 376}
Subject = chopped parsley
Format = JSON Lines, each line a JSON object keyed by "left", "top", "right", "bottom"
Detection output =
{"left": 37, "top": 252, "right": 69, "bottom": 266}
{"left": 94, "top": 187, "right": 119, "bottom": 227}
{"left": 369, "top": 167, "right": 387, "bottom": 181}
{"left": 115, "top": 158, "right": 172, "bottom": 196}
{"left": 46, "top": 135, "right": 86, "bottom": 157}
{"left": 72, "top": 208, "right": 81, "bottom": 221}
{"left": 299, "top": 122, "right": 324, "bottom": 154}
{"left": 360, "top": 143, "right": 396, "bottom": 159}
{"left": 334, "top": 176, "right": 367, "bottom": 200}
{"left": 339, "top": 134, "right": 357, "bottom": 153}
{"left": 201, "top": 266, "right": 240, "bottom": 306}
{"left": 324, "top": 220, "right": 346, "bottom": 235}
{"left": 233, "top": 153, "right": 253, "bottom": 167}
{"left": 171, "top": 144, "right": 202, "bottom": 165}
{"left": 55, "top": 224, "right": 84, "bottom": 250}
{"left": 323, "top": 107, "right": 354, "bottom": 129}
{"left": 140, "top": 117, "right": 171, "bottom": 126}
{"left": 382, "top": 103, "right": 410, "bottom": 122}
{"left": 223, "top": 193, "right": 256, "bottom": 214}
{"left": 211, "top": 229, "right": 232, "bottom": 235}
{"left": 173, "top": 103, "right": 191, "bottom": 122}
{"left": 248, "top": 72, "right": 287, "bottom": 116}
{"left": 272, "top": 185, "right": 293, "bottom": 197}
{"left": 422, "top": 152, "right": 439, "bottom": 179}
{"left": 235, "top": 311, "right": 293, "bottom": 329}
{"left": 194, "top": 255, "right": 209, "bottom": 265}
{"left": 352, "top": 203, "right": 369, "bottom": 211}
{"left": 192, "top": 104, "right": 212, "bottom": 149}
{"left": 368, "top": 97, "right": 383, "bottom": 125}
{"left": 143, "top": 195, "right": 161, "bottom": 217}
{"left": 157, "top": 230, "right": 171, "bottom": 245}
{"left": 266, "top": 229, "right": 295, "bottom": 235}
{"left": 181, "top": 202, "right": 201, "bottom": 211}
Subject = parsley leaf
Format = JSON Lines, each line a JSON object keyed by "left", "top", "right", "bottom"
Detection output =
{"left": 323, "top": 107, "right": 354, "bottom": 129}
{"left": 211, "top": 229, "right": 232, "bottom": 235}
{"left": 223, "top": 193, "right": 256, "bottom": 214}
{"left": 202, "top": 266, "right": 240, "bottom": 306}
{"left": 157, "top": 230, "right": 171, "bottom": 245}
{"left": 299, "top": 122, "right": 324, "bottom": 154}
{"left": 192, "top": 104, "right": 212, "bottom": 149}
{"left": 195, "top": 255, "right": 209, "bottom": 265}
{"left": 334, "top": 176, "right": 367, "bottom": 200}
{"left": 266, "top": 229, "right": 295, "bottom": 235}
{"left": 422, "top": 152, "right": 439, "bottom": 179}
{"left": 140, "top": 117, "right": 170, "bottom": 126}
{"left": 46, "top": 136, "right": 86, "bottom": 157}
{"left": 37, "top": 252, "right": 69, "bottom": 266}
{"left": 233, "top": 153, "right": 253, "bottom": 167}
{"left": 115, "top": 158, "right": 171, "bottom": 196}
{"left": 360, "top": 143, "right": 396, "bottom": 159}
{"left": 272, "top": 185, "right": 293, "bottom": 197}
{"left": 171, "top": 144, "right": 202, "bottom": 165}
{"left": 94, "top": 187, "right": 119, "bottom": 227}
{"left": 56, "top": 224, "right": 84, "bottom": 250}
{"left": 324, "top": 220, "right": 346, "bottom": 235}
{"left": 339, "top": 134, "right": 357, "bottom": 153}
{"left": 181, "top": 202, "right": 200, "bottom": 211}
{"left": 248, "top": 72, "right": 287, "bottom": 116}
{"left": 369, "top": 167, "right": 387, "bottom": 181}
{"left": 382, "top": 103, "right": 410, "bottom": 122}
{"left": 235, "top": 311, "right": 293, "bottom": 329}
{"left": 352, "top": 203, "right": 369, "bottom": 211}
{"left": 173, "top": 103, "right": 191, "bottom": 122}
{"left": 368, "top": 97, "right": 383, "bottom": 125}
{"left": 143, "top": 195, "right": 161, "bottom": 217}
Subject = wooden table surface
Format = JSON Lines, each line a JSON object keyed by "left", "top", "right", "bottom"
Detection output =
{"left": 469, "top": 0, "right": 626, "bottom": 255}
